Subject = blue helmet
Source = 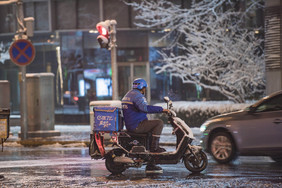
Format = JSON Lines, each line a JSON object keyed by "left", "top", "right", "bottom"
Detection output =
{"left": 132, "top": 78, "right": 147, "bottom": 90}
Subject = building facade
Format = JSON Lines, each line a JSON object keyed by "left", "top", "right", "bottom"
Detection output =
{"left": 265, "top": 0, "right": 282, "bottom": 94}
{"left": 0, "top": 0, "right": 264, "bottom": 119}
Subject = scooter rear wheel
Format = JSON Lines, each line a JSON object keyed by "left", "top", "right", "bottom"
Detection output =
{"left": 105, "top": 149, "right": 127, "bottom": 174}
{"left": 184, "top": 150, "right": 208, "bottom": 173}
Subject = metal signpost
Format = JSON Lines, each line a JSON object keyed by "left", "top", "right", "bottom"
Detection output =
{"left": 9, "top": 39, "right": 35, "bottom": 140}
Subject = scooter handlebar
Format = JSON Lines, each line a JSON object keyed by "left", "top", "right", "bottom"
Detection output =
{"left": 166, "top": 109, "right": 176, "bottom": 117}
{"left": 164, "top": 96, "right": 175, "bottom": 116}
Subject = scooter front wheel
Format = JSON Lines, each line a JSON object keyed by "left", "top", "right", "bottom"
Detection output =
{"left": 184, "top": 150, "right": 208, "bottom": 173}
{"left": 105, "top": 149, "right": 127, "bottom": 174}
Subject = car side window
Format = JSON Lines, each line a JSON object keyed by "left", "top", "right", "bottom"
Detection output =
{"left": 256, "top": 94, "right": 282, "bottom": 113}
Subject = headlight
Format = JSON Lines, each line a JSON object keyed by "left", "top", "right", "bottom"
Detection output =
{"left": 200, "top": 124, "right": 206, "bottom": 132}
{"left": 200, "top": 121, "right": 210, "bottom": 132}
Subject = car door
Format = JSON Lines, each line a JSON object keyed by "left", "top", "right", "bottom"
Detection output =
{"left": 236, "top": 93, "right": 282, "bottom": 153}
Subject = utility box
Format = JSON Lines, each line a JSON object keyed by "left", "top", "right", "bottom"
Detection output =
{"left": 0, "top": 80, "right": 10, "bottom": 109}
{"left": 0, "top": 81, "right": 10, "bottom": 143}
{"left": 0, "top": 109, "right": 10, "bottom": 140}
{"left": 25, "top": 73, "right": 60, "bottom": 137}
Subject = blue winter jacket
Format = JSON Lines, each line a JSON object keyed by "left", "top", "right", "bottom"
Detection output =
{"left": 121, "top": 89, "right": 163, "bottom": 131}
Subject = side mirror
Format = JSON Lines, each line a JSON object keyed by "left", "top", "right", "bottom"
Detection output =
{"left": 164, "top": 96, "right": 173, "bottom": 109}
{"left": 163, "top": 96, "right": 170, "bottom": 103}
{"left": 247, "top": 105, "right": 256, "bottom": 113}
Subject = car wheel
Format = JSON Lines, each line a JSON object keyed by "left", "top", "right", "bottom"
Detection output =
{"left": 209, "top": 132, "right": 237, "bottom": 164}
{"left": 271, "top": 156, "right": 282, "bottom": 163}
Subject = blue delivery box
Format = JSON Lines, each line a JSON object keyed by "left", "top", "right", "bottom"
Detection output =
{"left": 93, "top": 106, "right": 123, "bottom": 132}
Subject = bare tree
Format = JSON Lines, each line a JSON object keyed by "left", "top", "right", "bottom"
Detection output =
{"left": 125, "top": 0, "right": 265, "bottom": 103}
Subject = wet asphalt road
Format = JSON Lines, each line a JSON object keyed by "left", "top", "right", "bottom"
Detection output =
{"left": 1, "top": 144, "right": 282, "bottom": 187}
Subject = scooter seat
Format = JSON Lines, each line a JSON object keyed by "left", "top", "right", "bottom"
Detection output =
{"left": 125, "top": 131, "right": 151, "bottom": 138}
{"left": 122, "top": 130, "right": 152, "bottom": 150}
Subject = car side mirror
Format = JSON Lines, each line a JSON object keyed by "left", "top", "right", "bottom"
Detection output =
{"left": 248, "top": 105, "right": 256, "bottom": 113}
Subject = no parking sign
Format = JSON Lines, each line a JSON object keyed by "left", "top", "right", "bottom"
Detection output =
{"left": 9, "top": 39, "right": 35, "bottom": 66}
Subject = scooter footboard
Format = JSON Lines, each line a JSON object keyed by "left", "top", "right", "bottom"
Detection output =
{"left": 153, "top": 135, "right": 191, "bottom": 164}
{"left": 89, "top": 132, "right": 105, "bottom": 159}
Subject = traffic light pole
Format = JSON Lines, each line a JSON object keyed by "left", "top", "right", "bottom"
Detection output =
{"left": 111, "top": 42, "right": 118, "bottom": 100}
{"left": 96, "top": 19, "right": 118, "bottom": 100}
{"left": 109, "top": 21, "right": 118, "bottom": 100}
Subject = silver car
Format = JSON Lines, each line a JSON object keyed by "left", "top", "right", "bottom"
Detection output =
{"left": 200, "top": 90, "right": 282, "bottom": 164}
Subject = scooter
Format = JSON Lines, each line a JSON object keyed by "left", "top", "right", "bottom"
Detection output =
{"left": 89, "top": 96, "right": 208, "bottom": 174}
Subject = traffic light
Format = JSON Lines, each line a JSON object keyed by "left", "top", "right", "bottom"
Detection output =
{"left": 96, "top": 20, "right": 111, "bottom": 49}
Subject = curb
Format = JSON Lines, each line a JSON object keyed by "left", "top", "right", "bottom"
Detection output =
{"left": 19, "top": 140, "right": 90, "bottom": 147}
{"left": 5, "top": 140, "right": 90, "bottom": 147}
{"left": 5, "top": 140, "right": 176, "bottom": 147}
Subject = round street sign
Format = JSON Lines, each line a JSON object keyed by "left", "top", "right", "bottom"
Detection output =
{"left": 9, "top": 39, "right": 35, "bottom": 66}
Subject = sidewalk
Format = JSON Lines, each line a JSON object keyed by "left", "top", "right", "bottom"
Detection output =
{"left": 7, "top": 125, "right": 201, "bottom": 147}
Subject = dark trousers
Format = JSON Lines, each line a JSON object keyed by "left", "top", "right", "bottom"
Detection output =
{"left": 133, "top": 119, "right": 164, "bottom": 137}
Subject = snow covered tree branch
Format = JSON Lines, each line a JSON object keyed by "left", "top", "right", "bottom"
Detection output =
{"left": 125, "top": 0, "right": 265, "bottom": 103}
{"left": 0, "top": 42, "right": 10, "bottom": 64}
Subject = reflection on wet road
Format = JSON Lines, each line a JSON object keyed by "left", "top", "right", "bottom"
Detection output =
{"left": 1, "top": 145, "right": 282, "bottom": 187}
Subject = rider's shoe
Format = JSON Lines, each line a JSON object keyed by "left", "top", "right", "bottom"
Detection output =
{"left": 145, "top": 164, "right": 163, "bottom": 174}
{"left": 150, "top": 136, "right": 166, "bottom": 153}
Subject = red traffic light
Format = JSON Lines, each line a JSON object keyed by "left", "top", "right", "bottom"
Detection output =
{"left": 97, "top": 25, "right": 108, "bottom": 37}
{"left": 96, "top": 21, "right": 110, "bottom": 48}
